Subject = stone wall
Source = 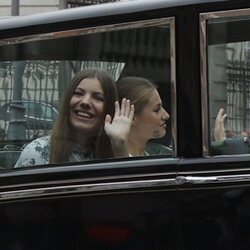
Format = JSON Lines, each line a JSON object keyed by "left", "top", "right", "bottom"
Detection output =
{"left": 0, "top": 0, "right": 61, "bottom": 16}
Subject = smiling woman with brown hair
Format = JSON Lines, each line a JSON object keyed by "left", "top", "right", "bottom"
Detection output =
{"left": 15, "top": 69, "right": 134, "bottom": 167}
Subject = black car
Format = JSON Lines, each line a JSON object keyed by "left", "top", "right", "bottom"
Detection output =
{"left": 1, "top": 0, "right": 250, "bottom": 249}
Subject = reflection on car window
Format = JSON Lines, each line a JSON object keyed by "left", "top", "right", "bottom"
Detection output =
{"left": 0, "top": 18, "right": 174, "bottom": 169}
{"left": 205, "top": 10, "right": 250, "bottom": 155}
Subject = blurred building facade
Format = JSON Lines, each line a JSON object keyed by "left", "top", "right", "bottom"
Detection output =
{"left": 0, "top": 0, "right": 124, "bottom": 16}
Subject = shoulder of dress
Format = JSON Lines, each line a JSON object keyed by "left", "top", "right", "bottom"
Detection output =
{"left": 23, "top": 135, "right": 51, "bottom": 149}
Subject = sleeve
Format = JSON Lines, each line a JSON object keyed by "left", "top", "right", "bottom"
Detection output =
{"left": 14, "top": 137, "right": 50, "bottom": 167}
{"left": 210, "top": 137, "right": 249, "bottom": 155}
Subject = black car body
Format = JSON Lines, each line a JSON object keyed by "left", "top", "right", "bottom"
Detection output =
{"left": 1, "top": 0, "right": 250, "bottom": 249}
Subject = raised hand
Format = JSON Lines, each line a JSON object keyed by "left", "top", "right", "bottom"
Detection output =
{"left": 104, "top": 98, "right": 134, "bottom": 157}
{"left": 214, "top": 108, "right": 227, "bottom": 142}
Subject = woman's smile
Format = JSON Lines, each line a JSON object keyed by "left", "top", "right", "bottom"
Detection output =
{"left": 74, "top": 110, "right": 94, "bottom": 120}
{"left": 69, "top": 77, "right": 104, "bottom": 135}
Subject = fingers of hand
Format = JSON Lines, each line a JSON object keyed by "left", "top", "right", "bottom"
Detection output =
{"left": 222, "top": 113, "right": 227, "bottom": 121}
{"left": 114, "top": 101, "right": 120, "bottom": 117}
{"left": 105, "top": 114, "right": 112, "bottom": 124}
{"left": 120, "top": 98, "right": 126, "bottom": 116}
{"left": 119, "top": 98, "right": 134, "bottom": 118}
{"left": 216, "top": 108, "right": 227, "bottom": 124}
{"left": 124, "top": 99, "right": 131, "bottom": 117}
{"left": 218, "top": 108, "right": 224, "bottom": 115}
{"left": 216, "top": 108, "right": 224, "bottom": 121}
{"left": 129, "top": 104, "right": 135, "bottom": 120}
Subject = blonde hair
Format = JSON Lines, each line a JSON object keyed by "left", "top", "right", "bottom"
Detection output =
{"left": 116, "top": 76, "right": 156, "bottom": 114}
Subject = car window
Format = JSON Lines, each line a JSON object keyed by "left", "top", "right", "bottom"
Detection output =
{"left": 0, "top": 17, "right": 176, "bottom": 169}
{"left": 201, "top": 9, "right": 250, "bottom": 156}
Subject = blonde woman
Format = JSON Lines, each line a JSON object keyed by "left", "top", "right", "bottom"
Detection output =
{"left": 116, "top": 76, "right": 171, "bottom": 157}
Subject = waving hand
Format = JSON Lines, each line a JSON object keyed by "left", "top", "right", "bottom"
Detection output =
{"left": 104, "top": 98, "right": 134, "bottom": 157}
{"left": 214, "top": 108, "right": 227, "bottom": 142}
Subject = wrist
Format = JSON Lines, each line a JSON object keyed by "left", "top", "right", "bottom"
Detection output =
{"left": 110, "top": 137, "right": 129, "bottom": 157}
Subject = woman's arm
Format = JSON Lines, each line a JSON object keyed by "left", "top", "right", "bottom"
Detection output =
{"left": 211, "top": 109, "right": 248, "bottom": 155}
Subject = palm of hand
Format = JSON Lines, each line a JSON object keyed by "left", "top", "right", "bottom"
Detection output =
{"left": 104, "top": 99, "right": 134, "bottom": 141}
{"left": 105, "top": 115, "right": 132, "bottom": 139}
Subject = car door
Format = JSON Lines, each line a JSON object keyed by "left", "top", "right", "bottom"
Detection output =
{"left": 0, "top": 1, "right": 180, "bottom": 249}
{"left": 3, "top": 1, "right": 250, "bottom": 250}
{"left": 177, "top": 3, "right": 250, "bottom": 250}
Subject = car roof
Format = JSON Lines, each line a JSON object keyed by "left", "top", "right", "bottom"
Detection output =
{"left": 0, "top": 0, "right": 232, "bottom": 31}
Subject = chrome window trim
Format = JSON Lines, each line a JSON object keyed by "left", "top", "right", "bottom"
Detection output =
{"left": 2, "top": 173, "right": 250, "bottom": 202}
{"left": 0, "top": 178, "right": 179, "bottom": 202}
{"left": 170, "top": 18, "right": 177, "bottom": 157}
{"left": 0, "top": 16, "right": 177, "bottom": 158}
{"left": 200, "top": 8, "right": 250, "bottom": 156}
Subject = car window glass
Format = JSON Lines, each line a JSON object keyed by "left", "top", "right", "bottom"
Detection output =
{"left": 0, "top": 18, "right": 175, "bottom": 169}
{"left": 201, "top": 9, "right": 250, "bottom": 155}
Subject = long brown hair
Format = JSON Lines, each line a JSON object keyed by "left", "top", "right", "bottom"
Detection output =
{"left": 50, "top": 69, "right": 117, "bottom": 163}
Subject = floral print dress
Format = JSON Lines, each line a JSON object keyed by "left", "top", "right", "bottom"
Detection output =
{"left": 14, "top": 136, "right": 94, "bottom": 167}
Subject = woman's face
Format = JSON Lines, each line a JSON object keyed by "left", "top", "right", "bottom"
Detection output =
{"left": 134, "top": 89, "right": 170, "bottom": 140}
{"left": 69, "top": 77, "right": 105, "bottom": 137}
